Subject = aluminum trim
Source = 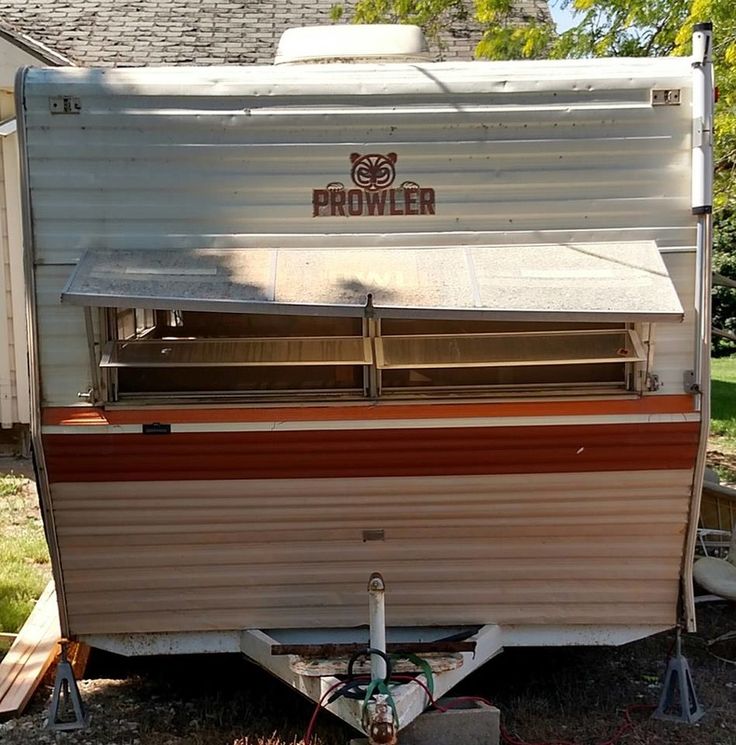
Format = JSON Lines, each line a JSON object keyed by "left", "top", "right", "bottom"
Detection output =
{"left": 15, "top": 65, "right": 71, "bottom": 635}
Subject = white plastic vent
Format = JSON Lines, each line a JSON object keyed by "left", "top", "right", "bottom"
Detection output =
{"left": 274, "top": 24, "right": 431, "bottom": 65}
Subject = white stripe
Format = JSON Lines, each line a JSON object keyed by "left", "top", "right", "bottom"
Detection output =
{"left": 41, "top": 411, "right": 700, "bottom": 435}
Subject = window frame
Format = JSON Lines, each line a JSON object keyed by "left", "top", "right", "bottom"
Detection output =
{"left": 92, "top": 307, "right": 649, "bottom": 404}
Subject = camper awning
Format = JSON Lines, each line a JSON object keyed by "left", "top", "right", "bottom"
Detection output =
{"left": 61, "top": 242, "right": 684, "bottom": 322}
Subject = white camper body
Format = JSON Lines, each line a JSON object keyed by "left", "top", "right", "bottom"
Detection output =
{"left": 16, "top": 29, "right": 713, "bottom": 735}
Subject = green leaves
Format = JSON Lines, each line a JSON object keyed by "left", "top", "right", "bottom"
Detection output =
{"left": 353, "top": 0, "right": 470, "bottom": 52}
{"left": 348, "top": 0, "right": 735, "bottom": 213}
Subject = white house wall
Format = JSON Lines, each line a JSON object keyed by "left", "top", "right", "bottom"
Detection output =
{"left": 0, "top": 87, "right": 29, "bottom": 426}
{"left": 0, "top": 34, "right": 41, "bottom": 428}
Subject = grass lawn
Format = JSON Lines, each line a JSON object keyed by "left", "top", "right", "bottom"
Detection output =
{"left": 0, "top": 472, "right": 51, "bottom": 639}
{"left": 711, "top": 355, "right": 736, "bottom": 447}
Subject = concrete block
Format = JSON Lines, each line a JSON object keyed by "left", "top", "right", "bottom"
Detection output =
{"left": 349, "top": 698, "right": 500, "bottom": 745}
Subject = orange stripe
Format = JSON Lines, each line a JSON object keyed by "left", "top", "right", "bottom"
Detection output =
{"left": 42, "top": 394, "right": 696, "bottom": 427}
{"left": 43, "top": 422, "right": 699, "bottom": 482}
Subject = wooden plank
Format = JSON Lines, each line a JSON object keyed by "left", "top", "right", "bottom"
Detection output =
{"left": 0, "top": 584, "right": 55, "bottom": 701}
{"left": 0, "top": 582, "right": 61, "bottom": 720}
{"left": 290, "top": 652, "right": 463, "bottom": 676}
{"left": 67, "top": 641, "right": 91, "bottom": 680}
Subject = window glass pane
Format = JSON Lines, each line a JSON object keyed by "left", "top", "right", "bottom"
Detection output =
{"left": 377, "top": 331, "right": 641, "bottom": 369}
{"left": 380, "top": 319, "right": 624, "bottom": 335}
{"left": 381, "top": 363, "right": 627, "bottom": 390}
{"left": 118, "top": 365, "right": 364, "bottom": 394}
{"left": 102, "top": 338, "right": 371, "bottom": 368}
{"left": 104, "top": 308, "right": 640, "bottom": 401}
{"left": 172, "top": 312, "right": 361, "bottom": 338}
{"left": 116, "top": 308, "right": 136, "bottom": 340}
{"left": 107, "top": 309, "right": 368, "bottom": 399}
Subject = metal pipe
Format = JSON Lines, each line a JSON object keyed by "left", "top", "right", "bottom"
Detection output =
{"left": 683, "top": 22, "right": 714, "bottom": 631}
{"left": 368, "top": 572, "right": 387, "bottom": 681}
{"left": 691, "top": 22, "right": 713, "bottom": 215}
{"left": 684, "top": 212, "right": 713, "bottom": 631}
{"left": 691, "top": 22, "right": 714, "bottom": 392}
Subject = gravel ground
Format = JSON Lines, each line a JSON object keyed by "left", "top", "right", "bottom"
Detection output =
{"left": 1, "top": 603, "right": 734, "bottom": 745}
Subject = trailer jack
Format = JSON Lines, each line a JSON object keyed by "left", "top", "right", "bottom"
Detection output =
{"left": 46, "top": 643, "right": 89, "bottom": 731}
{"left": 365, "top": 693, "right": 398, "bottom": 745}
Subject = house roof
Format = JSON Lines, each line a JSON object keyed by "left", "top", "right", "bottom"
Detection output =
{"left": 0, "top": 1, "right": 551, "bottom": 67}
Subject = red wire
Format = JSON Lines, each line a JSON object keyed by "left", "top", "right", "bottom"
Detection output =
{"left": 302, "top": 677, "right": 653, "bottom": 745}
{"left": 303, "top": 679, "right": 346, "bottom": 745}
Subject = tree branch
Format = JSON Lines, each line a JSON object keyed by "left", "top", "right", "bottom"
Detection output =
{"left": 714, "top": 272, "right": 736, "bottom": 290}
{"left": 713, "top": 327, "right": 736, "bottom": 343}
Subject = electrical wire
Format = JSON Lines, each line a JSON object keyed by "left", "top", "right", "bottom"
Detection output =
{"left": 302, "top": 673, "right": 654, "bottom": 745}
{"left": 303, "top": 679, "right": 347, "bottom": 745}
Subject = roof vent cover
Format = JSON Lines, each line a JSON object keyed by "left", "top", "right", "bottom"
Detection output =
{"left": 274, "top": 25, "right": 431, "bottom": 64}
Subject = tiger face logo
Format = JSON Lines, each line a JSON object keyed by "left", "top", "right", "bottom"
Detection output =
{"left": 350, "top": 152, "right": 397, "bottom": 191}
{"left": 312, "top": 152, "right": 436, "bottom": 217}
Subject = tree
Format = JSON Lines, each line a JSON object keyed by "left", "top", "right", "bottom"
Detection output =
{"left": 713, "top": 210, "right": 736, "bottom": 355}
{"left": 346, "top": 0, "right": 736, "bottom": 347}
{"left": 346, "top": 1, "right": 735, "bottom": 209}
{"left": 343, "top": 1, "right": 472, "bottom": 54}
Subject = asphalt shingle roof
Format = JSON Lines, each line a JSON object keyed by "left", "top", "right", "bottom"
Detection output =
{"left": 0, "top": 0, "right": 552, "bottom": 66}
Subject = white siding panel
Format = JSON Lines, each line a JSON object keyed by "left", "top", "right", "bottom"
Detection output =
{"left": 22, "top": 60, "right": 696, "bottom": 264}
{"left": 0, "top": 118, "right": 12, "bottom": 426}
{"left": 656, "top": 252, "right": 696, "bottom": 394}
{"left": 35, "top": 265, "right": 90, "bottom": 406}
{"left": 0, "top": 90, "right": 30, "bottom": 425}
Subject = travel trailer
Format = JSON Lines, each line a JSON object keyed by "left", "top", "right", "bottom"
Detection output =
{"left": 16, "top": 22, "right": 714, "bottom": 738}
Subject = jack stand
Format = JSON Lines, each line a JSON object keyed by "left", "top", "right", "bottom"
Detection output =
{"left": 653, "top": 628, "right": 704, "bottom": 724}
{"left": 46, "top": 643, "right": 89, "bottom": 731}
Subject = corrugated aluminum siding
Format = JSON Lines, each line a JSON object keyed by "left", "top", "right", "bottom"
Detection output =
{"left": 23, "top": 59, "right": 695, "bottom": 260}
{"left": 658, "top": 251, "right": 696, "bottom": 393}
{"left": 42, "top": 422, "right": 699, "bottom": 481}
{"left": 52, "top": 469, "right": 691, "bottom": 634}
{"left": 21, "top": 58, "right": 697, "bottom": 406}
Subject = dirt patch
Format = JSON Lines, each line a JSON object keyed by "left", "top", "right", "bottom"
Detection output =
{"left": 1, "top": 604, "right": 735, "bottom": 745}
{"left": 708, "top": 439, "right": 736, "bottom": 485}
